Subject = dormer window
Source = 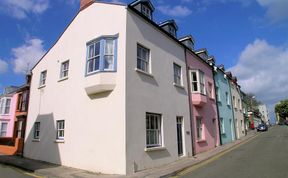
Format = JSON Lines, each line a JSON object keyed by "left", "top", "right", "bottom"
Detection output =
{"left": 179, "top": 35, "right": 195, "bottom": 51}
{"left": 196, "top": 49, "right": 209, "bottom": 60}
{"left": 141, "top": 4, "right": 151, "bottom": 19}
{"left": 159, "top": 20, "right": 178, "bottom": 38}
{"left": 130, "top": 0, "right": 155, "bottom": 20}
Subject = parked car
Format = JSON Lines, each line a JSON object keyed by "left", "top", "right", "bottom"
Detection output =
{"left": 257, "top": 123, "right": 268, "bottom": 132}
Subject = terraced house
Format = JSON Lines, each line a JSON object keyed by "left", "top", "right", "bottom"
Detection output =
{"left": 24, "top": 0, "right": 193, "bottom": 175}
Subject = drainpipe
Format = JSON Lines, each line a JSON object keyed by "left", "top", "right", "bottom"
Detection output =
{"left": 184, "top": 48, "right": 196, "bottom": 156}
{"left": 212, "top": 68, "right": 222, "bottom": 146}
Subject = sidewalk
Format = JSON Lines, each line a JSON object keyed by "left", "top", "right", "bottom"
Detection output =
{"left": 0, "top": 130, "right": 258, "bottom": 178}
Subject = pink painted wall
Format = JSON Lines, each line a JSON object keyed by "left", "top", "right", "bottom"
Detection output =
{"left": 0, "top": 93, "right": 18, "bottom": 137}
{"left": 186, "top": 51, "right": 220, "bottom": 154}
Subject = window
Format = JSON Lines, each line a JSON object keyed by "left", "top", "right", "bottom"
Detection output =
{"left": 208, "top": 82, "right": 214, "bottom": 98}
{"left": 238, "top": 99, "right": 242, "bottom": 111}
{"left": 137, "top": 44, "right": 150, "bottom": 73}
{"left": 0, "top": 98, "right": 11, "bottom": 115}
{"left": 216, "top": 86, "right": 221, "bottom": 102}
{"left": 168, "top": 26, "right": 176, "bottom": 37}
{"left": 190, "top": 70, "right": 206, "bottom": 95}
{"left": 226, "top": 92, "right": 230, "bottom": 105}
{"left": 56, "top": 120, "right": 65, "bottom": 140}
{"left": 141, "top": 5, "right": 151, "bottom": 19}
{"left": 220, "top": 118, "right": 225, "bottom": 134}
{"left": 173, "top": 63, "right": 182, "bottom": 85}
{"left": 146, "top": 113, "right": 162, "bottom": 148}
{"left": 0, "top": 122, "right": 8, "bottom": 137}
{"left": 34, "top": 122, "right": 40, "bottom": 139}
{"left": 60, "top": 60, "right": 69, "bottom": 78}
{"left": 39, "top": 70, "right": 47, "bottom": 86}
{"left": 233, "top": 96, "right": 236, "bottom": 109}
{"left": 17, "top": 121, "right": 23, "bottom": 138}
{"left": 86, "top": 37, "right": 117, "bottom": 74}
{"left": 196, "top": 117, "right": 203, "bottom": 140}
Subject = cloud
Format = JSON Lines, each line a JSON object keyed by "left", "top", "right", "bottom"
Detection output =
{"left": 11, "top": 38, "right": 46, "bottom": 74}
{"left": 0, "top": 0, "right": 49, "bottom": 19}
{"left": 256, "top": 0, "right": 288, "bottom": 23}
{"left": 0, "top": 59, "right": 8, "bottom": 74}
{"left": 229, "top": 39, "right": 288, "bottom": 117}
{"left": 158, "top": 5, "right": 192, "bottom": 17}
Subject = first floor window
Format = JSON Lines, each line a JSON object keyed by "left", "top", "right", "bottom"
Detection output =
{"left": 86, "top": 37, "right": 117, "bottom": 74}
{"left": 137, "top": 44, "right": 150, "bottom": 73}
{"left": 56, "top": 120, "right": 65, "bottom": 140}
{"left": 60, "top": 60, "right": 69, "bottom": 78}
{"left": 0, "top": 122, "right": 8, "bottom": 137}
{"left": 216, "top": 86, "right": 221, "bottom": 102}
{"left": 220, "top": 118, "right": 225, "bottom": 134}
{"left": 196, "top": 117, "right": 203, "bottom": 140}
{"left": 146, "top": 113, "right": 162, "bottom": 148}
{"left": 17, "top": 121, "right": 23, "bottom": 138}
{"left": 34, "top": 122, "right": 40, "bottom": 139}
{"left": 226, "top": 92, "right": 230, "bottom": 105}
{"left": 173, "top": 63, "right": 182, "bottom": 85}
{"left": 190, "top": 70, "right": 206, "bottom": 95}
{"left": 0, "top": 98, "right": 11, "bottom": 115}
{"left": 39, "top": 70, "right": 47, "bottom": 86}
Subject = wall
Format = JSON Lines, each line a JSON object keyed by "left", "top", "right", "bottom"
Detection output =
{"left": 125, "top": 9, "right": 193, "bottom": 174}
{"left": 186, "top": 51, "right": 220, "bottom": 154}
{"left": 24, "top": 3, "right": 127, "bottom": 175}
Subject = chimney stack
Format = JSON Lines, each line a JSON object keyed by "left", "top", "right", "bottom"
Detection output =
{"left": 80, "top": 0, "right": 94, "bottom": 11}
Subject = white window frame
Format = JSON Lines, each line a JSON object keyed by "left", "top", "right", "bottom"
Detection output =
{"left": 56, "top": 120, "right": 65, "bottom": 140}
{"left": 34, "top": 122, "right": 40, "bottom": 139}
{"left": 137, "top": 44, "right": 150, "bottom": 73}
{"left": 220, "top": 117, "right": 225, "bottom": 134}
{"left": 146, "top": 113, "right": 162, "bottom": 148}
{"left": 103, "top": 39, "right": 115, "bottom": 71}
{"left": 39, "top": 70, "right": 47, "bottom": 87}
{"left": 233, "top": 96, "right": 237, "bottom": 109}
{"left": 0, "top": 122, "right": 8, "bottom": 137}
{"left": 0, "top": 98, "right": 11, "bottom": 115}
{"left": 173, "top": 63, "right": 182, "bottom": 86}
{"left": 226, "top": 92, "right": 230, "bottom": 106}
{"left": 196, "top": 117, "right": 203, "bottom": 140}
{"left": 190, "top": 70, "right": 206, "bottom": 95}
{"left": 60, "top": 60, "right": 69, "bottom": 79}
{"left": 216, "top": 86, "right": 221, "bottom": 102}
{"left": 87, "top": 41, "right": 101, "bottom": 74}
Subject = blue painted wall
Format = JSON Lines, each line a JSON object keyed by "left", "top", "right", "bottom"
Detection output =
{"left": 214, "top": 69, "right": 236, "bottom": 144}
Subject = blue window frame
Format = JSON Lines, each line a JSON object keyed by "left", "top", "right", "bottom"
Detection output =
{"left": 86, "top": 35, "right": 118, "bottom": 75}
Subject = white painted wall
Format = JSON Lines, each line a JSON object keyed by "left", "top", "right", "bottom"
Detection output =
{"left": 125, "top": 9, "right": 192, "bottom": 174}
{"left": 24, "top": 3, "right": 127, "bottom": 175}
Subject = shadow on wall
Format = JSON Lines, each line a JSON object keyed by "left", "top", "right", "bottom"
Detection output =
{"left": 24, "top": 113, "right": 62, "bottom": 166}
{"left": 146, "top": 149, "right": 171, "bottom": 160}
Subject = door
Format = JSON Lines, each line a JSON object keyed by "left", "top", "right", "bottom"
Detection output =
{"left": 212, "top": 118, "right": 217, "bottom": 147}
{"left": 176, "top": 117, "right": 184, "bottom": 156}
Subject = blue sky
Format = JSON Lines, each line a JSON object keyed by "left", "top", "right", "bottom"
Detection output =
{"left": 0, "top": 0, "right": 288, "bottom": 122}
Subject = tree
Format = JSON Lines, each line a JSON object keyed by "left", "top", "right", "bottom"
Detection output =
{"left": 243, "top": 93, "right": 262, "bottom": 111}
{"left": 275, "top": 100, "right": 288, "bottom": 121}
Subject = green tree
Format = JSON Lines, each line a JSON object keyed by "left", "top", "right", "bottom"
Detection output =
{"left": 275, "top": 100, "right": 288, "bottom": 121}
{"left": 243, "top": 93, "right": 261, "bottom": 111}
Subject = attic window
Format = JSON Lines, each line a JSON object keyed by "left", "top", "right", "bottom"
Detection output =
{"left": 142, "top": 4, "right": 151, "bottom": 19}
{"left": 168, "top": 26, "right": 176, "bottom": 37}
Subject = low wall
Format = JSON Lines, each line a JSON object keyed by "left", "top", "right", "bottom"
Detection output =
{"left": 0, "top": 138, "right": 23, "bottom": 155}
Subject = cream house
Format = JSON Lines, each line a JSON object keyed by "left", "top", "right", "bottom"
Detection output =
{"left": 24, "top": 0, "right": 192, "bottom": 175}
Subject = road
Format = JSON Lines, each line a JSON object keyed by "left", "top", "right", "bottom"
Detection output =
{"left": 0, "top": 164, "right": 37, "bottom": 178}
{"left": 177, "top": 126, "right": 288, "bottom": 178}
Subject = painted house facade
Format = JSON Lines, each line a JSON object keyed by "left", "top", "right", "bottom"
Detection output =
{"left": 258, "top": 104, "right": 270, "bottom": 124}
{"left": 214, "top": 65, "right": 236, "bottom": 144}
{"left": 228, "top": 74, "right": 245, "bottom": 139}
{"left": 185, "top": 47, "right": 220, "bottom": 154}
{"left": 24, "top": 0, "right": 192, "bottom": 175}
{"left": 0, "top": 87, "right": 18, "bottom": 138}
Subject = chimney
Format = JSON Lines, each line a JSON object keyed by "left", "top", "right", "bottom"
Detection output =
{"left": 80, "top": 0, "right": 94, "bottom": 11}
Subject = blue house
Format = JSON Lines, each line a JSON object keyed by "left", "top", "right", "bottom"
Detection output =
{"left": 213, "top": 64, "right": 236, "bottom": 144}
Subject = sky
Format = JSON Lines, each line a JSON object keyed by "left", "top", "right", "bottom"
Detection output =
{"left": 0, "top": 0, "right": 288, "bottom": 122}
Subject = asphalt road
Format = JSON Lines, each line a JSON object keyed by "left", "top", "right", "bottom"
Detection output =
{"left": 178, "top": 125, "right": 288, "bottom": 178}
{"left": 0, "top": 164, "right": 36, "bottom": 178}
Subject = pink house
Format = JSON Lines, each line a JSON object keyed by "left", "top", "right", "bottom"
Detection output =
{"left": 179, "top": 37, "right": 220, "bottom": 154}
{"left": 0, "top": 87, "right": 18, "bottom": 138}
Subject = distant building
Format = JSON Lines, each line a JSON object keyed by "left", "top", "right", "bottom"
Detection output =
{"left": 258, "top": 104, "right": 270, "bottom": 124}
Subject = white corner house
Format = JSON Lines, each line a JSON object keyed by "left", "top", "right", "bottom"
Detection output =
{"left": 24, "top": 0, "right": 193, "bottom": 175}
{"left": 258, "top": 104, "right": 270, "bottom": 124}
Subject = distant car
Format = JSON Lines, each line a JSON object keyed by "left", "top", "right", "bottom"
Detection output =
{"left": 257, "top": 123, "right": 268, "bottom": 132}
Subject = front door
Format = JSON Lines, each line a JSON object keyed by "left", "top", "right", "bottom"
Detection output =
{"left": 176, "top": 117, "right": 184, "bottom": 156}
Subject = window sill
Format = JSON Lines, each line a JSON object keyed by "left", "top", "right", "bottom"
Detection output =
{"left": 196, "top": 139, "right": 206, "bottom": 143}
{"left": 209, "top": 97, "right": 216, "bottom": 101}
{"left": 58, "top": 77, "right": 68, "bottom": 82}
{"left": 173, "top": 83, "right": 185, "bottom": 89}
{"left": 191, "top": 92, "right": 206, "bottom": 96}
{"left": 32, "top": 139, "right": 40, "bottom": 142}
{"left": 54, "top": 139, "right": 65, "bottom": 143}
{"left": 144, "top": 146, "right": 166, "bottom": 152}
{"left": 135, "top": 68, "right": 154, "bottom": 78}
{"left": 86, "top": 69, "right": 116, "bottom": 77}
{"left": 38, "top": 85, "right": 46, "bottom": 89}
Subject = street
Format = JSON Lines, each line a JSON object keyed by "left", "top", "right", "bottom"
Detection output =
{"left": 0, "top": 164, "right": 37, "bottom": 178}
{"left": 177, "top": 126, "right": 288, "bottom": 178}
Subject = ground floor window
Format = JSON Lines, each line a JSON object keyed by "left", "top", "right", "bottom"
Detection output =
{"left": 146, "top": 113, "right": 162, "bottom": 148}
{"left": 34, "top": 122, "right": 40, "bottom": 139}
{"left": 0, "top": 122, "right": 8, "bottom": 137}
{"left": 56, "top": 120, "right": 65, "bottom": 140}
{"left": 196, "top": 117, "right": 203, "bottom": 140}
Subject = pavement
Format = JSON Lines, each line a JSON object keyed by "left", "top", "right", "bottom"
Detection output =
{"left": 0, "top": 130, "right": 259, "bottom": 178}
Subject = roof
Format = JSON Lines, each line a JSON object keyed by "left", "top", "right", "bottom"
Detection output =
{"left": 130, "top": 0, "right": 155, "bottom": 11}
{"left": 195, "top": 48, "right": 208, "bottom": 55}
{"left": 179, "top": 35, "right": 195, "bottom": 45}
{"left": 158, "top": 19, "right": 178, "bottom": 30}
